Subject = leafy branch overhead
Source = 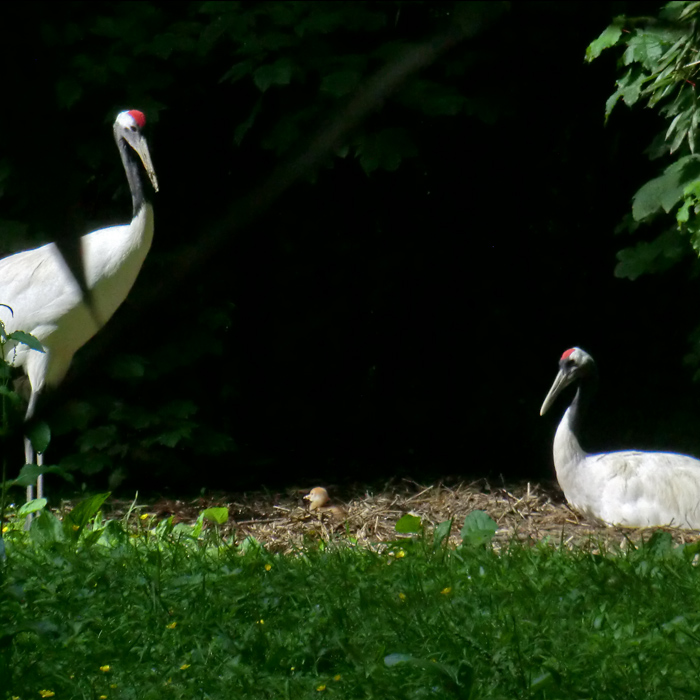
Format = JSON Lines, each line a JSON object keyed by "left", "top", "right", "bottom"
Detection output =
{"left": 587, "top": 1, "right": 700, "bottom": 279}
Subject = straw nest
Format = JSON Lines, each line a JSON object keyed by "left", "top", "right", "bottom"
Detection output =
{"left": 99, "top": 478, "right": 700, "bottom": 554}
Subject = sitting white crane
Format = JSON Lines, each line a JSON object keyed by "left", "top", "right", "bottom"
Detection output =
{"left": 540, "top": 347, "right": 700, "bottom": 528}
{"left": 0, "top": 109, "right": 158, "bottom": 504}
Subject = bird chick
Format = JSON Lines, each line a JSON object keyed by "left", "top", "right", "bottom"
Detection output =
{"left": 303, "top": 486, "right": 347, "bottom": 520}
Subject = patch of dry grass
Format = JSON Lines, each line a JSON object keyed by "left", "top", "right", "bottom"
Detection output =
{"left": 97, "top": 478, "right": 700, "bottom": 553}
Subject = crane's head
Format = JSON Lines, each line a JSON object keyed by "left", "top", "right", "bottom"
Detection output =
{"left": 114, "top": 110, "right": 159, "bottom": 192}
{"left": 540, "top": 347, "right": 595, "bottom": 416}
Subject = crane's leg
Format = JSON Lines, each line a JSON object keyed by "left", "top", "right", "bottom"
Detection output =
{"left": 24, "top": 435, "right": 35, "bottom": 504}
{"left": 37, "top": 452, "right": 44, "bottom": 500}
{"left": 23, "top": 384, "right": 43, "bottom": 529}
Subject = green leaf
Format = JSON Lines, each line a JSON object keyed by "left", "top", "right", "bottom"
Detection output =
{"left": 30, "top": 509, "right": 63, "bottom": 545}
{"left": 460, "top": 510, "right": 497, "bottom": 546}
{"left": 63, "top": 493, "right": 111, "bottom": 537}
{"left": 618, "top": 66, "right": 646, "bottom": 107}
{"left": 202, "top": 507, "right": 229, "bottom": 525}
{"left": 355, "top": 128, "right": 418, "bottom": 174}
{"left": 678, "top": 198, "right": 692, "bottom": 223}
{"left": 253, "top": 58, "right": 295, "bottom": 92}
{"left": 623, "top": 32, "right": 666, "bottom": 68}
{"left": 433, "top": 519, "right": 453, "bottom": 548}
{"left": 27, "top": 421, "right": 51, "bottom": 455}
{"left": 109, "top": 354, "right": 147, "bottom": 379}
{"left": 11, "top": 463, "right": 71, "bottom": 488}
{"left": 585, "top": 23, "right": 623, "bottom": 62}
{"left": 614, "top": 228, "right": 687, "bottom": 279}
{"left": 18, "top": 498, "right": 47, "bottom": 517}
{"left": 395, "top": 513, "right": 422, "bottom": 534}
{"left": 8, "top": 330, "right": 44, "bottom": 352}
{"left": 632, "top": 156, "right": 700, "bottom": 220}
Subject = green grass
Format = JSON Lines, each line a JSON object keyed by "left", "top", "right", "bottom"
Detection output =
{"left": 2, "top": 506, "right": 700, "bottom": 699}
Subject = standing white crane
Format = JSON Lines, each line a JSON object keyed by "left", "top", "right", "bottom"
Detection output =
{"left": 540, "top": 347, "right": 700, "bottom": 528}
{"left": 0, "top": 109, "right": 158, "bottom": 504}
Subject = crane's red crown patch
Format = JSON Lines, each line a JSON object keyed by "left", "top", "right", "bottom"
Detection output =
{"left": 561, "top": 348, "right": 576, "bottom": 360}
{"left": 127, "top": 110, "right": 146, "bottom": 128}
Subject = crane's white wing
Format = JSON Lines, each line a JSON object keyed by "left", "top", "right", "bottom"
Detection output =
{"left": 577, "top": 451, "right": 700, "bottom": 528}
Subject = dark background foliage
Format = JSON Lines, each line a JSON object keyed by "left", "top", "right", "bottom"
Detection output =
{"left": 1, "top": 0, "right": 697, "bottom": 496}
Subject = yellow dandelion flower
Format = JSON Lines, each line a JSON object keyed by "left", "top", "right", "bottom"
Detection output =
{"left": 398, "top": 592, "right": 406, "bottom": 601}
{"left": 333, "top": 674, "right": 342, "bottom": 681}
{"left": 316, "top": 685, "right": 326, "bottom": 692}
{"left": 140, "top": 513, "right": 151, "bottom": 520}
{"left": 166, "top": 622, "right": 177, "bottom": 629}
{"left": 264, "top": 563, "right": 272, "bottom": 571}
{"left": 180, "top": 664, "right": 191, "bottom": 670}
{"left": 2, "top": 526, "right": 8, "bottom": 533}
{"left": 290, "top": 666, "right": 296, "bottom": 671}
{"left": 72, "top": 524, "right": 80, "bottom": 531}
{"left": 441, "top": 587, "right": 452, "bottom": 595}
{"left": 100, "top": 665, "right": 110, "bottom": 672}
{"left": 396, "top": 550, "right": 406, "bottom": 558}
{"left": 39, "top": 692, "right": 55, "bottom": 698}
{"left": 99, "top": 696, "right": 107, "bottom": 699}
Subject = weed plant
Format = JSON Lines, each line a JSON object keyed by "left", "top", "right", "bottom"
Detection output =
{"left": 1, "top": 505, "right": 700, "bottom": 699}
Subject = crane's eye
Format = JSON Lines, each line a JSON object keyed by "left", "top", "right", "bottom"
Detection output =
{"left": 130, "top": 125, "right": 138, "bottom": 132}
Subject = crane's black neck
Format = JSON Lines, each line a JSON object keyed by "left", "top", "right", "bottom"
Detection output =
{"left": 567, "top": 365, "right": 598, "bottom": 445}
{"left": 116, "top": 136, "right": 146, "bottom": 218}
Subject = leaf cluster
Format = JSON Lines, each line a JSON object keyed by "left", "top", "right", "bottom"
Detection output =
{"left": 587, "top": 2, "right": 700, "bottom": 279}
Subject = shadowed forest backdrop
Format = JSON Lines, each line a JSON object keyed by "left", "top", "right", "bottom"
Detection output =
{"left": 1, "top": 0, "right": 698, "bottom": 496}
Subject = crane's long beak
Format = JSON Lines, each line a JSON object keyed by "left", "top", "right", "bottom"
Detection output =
{"left": 540, "top": 369, "right": 574, "bottom": 416}
{"left": 133, "top": 137, "right": 159, "bottom": 193}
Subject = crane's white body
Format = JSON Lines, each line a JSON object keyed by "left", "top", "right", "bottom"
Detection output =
{"left": 0, "top": 206, "right": 153, "bottom": 398}
{"left": 0, "top": 109, "right": 157, "bottom": 505}
{"left": 542, "top": 347, "right": 700, "bottom": 529}
{"left": 552, "top": 404, "right": 700, "bottom": 528}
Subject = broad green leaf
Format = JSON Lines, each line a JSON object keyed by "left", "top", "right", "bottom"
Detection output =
{"left": 356, "top": 128, "right": 418, "bottom": 174}
{"left": 63, "top": 492, "right": 111, "bottom": 534}
{"left": 30, "top": 509, "right": 64, "bottom": 544}
{"left": 27, "top": 421, "right": 50, "bottom": 454}
{"left": 253, "top": 58, "right": 295, "bottom": 92}
{"left": 11, "top": 463, "right": 71, "bottom": 487}
{"left": 202, "top": 507, "right": 229, "bottom": 525}
{"left": 632, "top": 156, "right": 700, "bottom": 220}
{"left": 585, "top": 23, "right": 623, "bottom": 62}
{"left": 614, "top": 228, "right": 686, "bottom": 279}
{"left": 433, "top": 519, "right": 453, "bottom": 548}
{"left": 605, "top": 89, "right": 623, "bottom": 120}
{"left": 395, "top": 513, "right": 422, "bottom": 534}
{"left": 109, "top": 354, "right": 147, "bottom": 379}
{"left": 618, "top": 66, "right": 646, "bottom": 107}
{"left": 623, "top": 33, "right": 666, "bottom": 68}
{"left": 678, "top": 198, "right": 692, "bottom": 223}
{"left": 18, "top": 498, "right": 47, "bottom": 516}
{"left": 460, "top": 510, "right": 497, "bottom": 546}
{"left": 238, "top": 535, "right": 262, "bottom": 554}
{"left": 191, "top": 512, "right": 205, "bottom": 538}
{"left": 8, "top": 330, "right": 44, "bottom": 352}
